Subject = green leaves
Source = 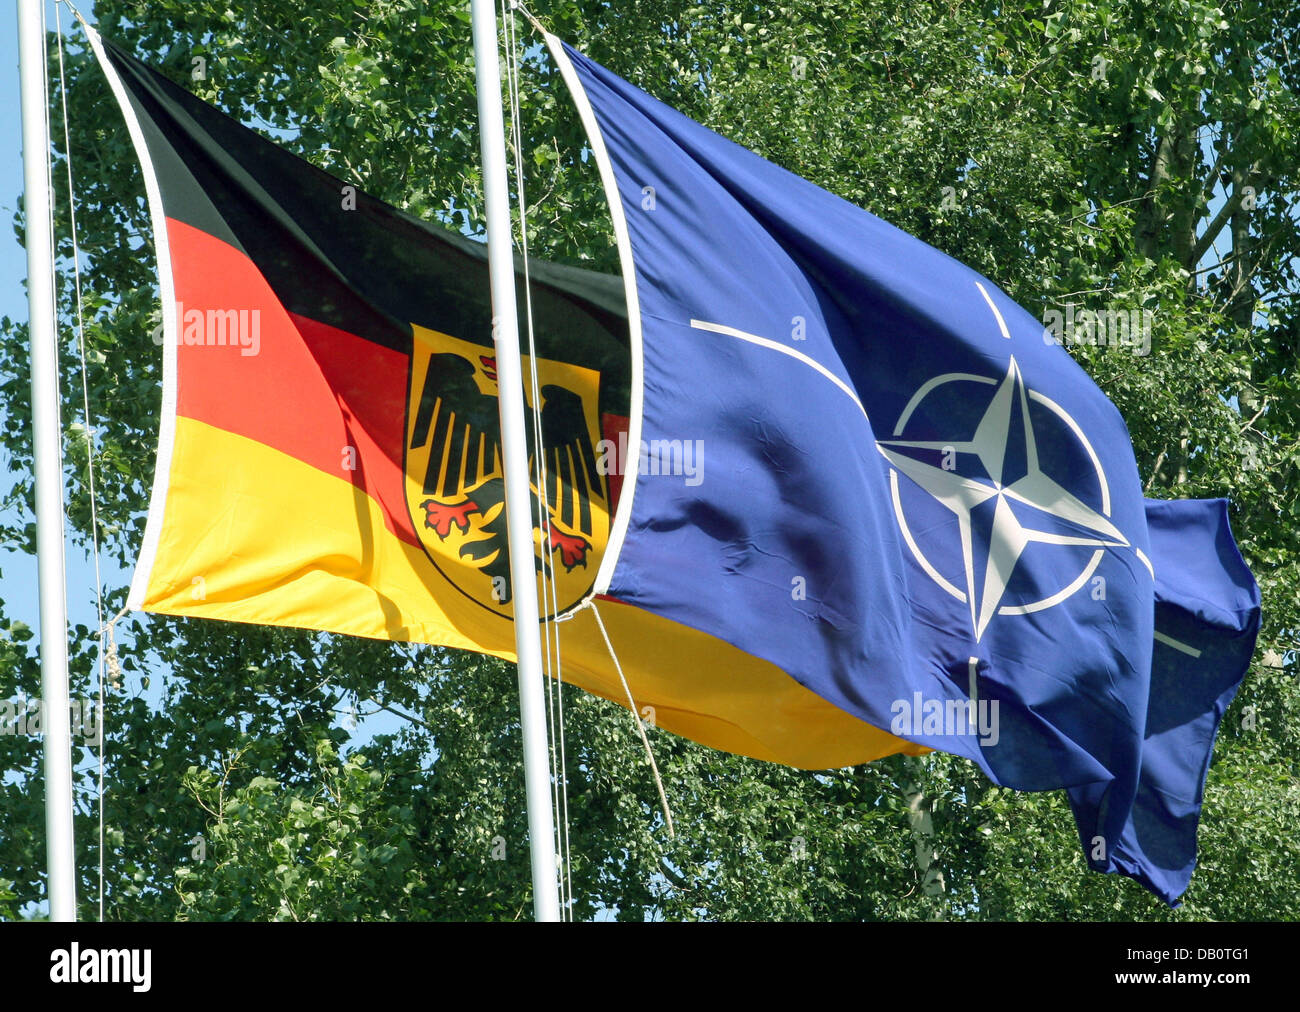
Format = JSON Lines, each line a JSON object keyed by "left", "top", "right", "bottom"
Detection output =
{"left": 0, "top": 0, "right": 1295, "bottom": 922}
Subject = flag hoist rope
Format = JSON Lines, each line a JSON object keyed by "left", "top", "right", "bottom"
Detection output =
{"left": 509, "top": 0, "right": 676, "bottom": 845}
{"left": 55, "top": 0, "right": 111, "bottom": 925}
{"left": 589, "top": 604, "right": 675, "bottom": 838}
{"left": 505, "top": 0, "right": 677, "bottom": 867}
{"left": 502, "top": 0, "right": 575, "bottom": 919}
{"left": 470, "top": 0, "right": 562, "bottom": 922}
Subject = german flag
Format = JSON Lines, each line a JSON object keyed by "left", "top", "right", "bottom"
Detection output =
{"left": 90, "top": 27, "right": 922, "bottom": 769}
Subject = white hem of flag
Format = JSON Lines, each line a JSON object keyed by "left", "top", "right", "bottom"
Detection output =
{"left": 544, "top": 33, "right": 644, "bottom": 601}
{"left": 85, "top": 26, "right": 179, "bottom": 612}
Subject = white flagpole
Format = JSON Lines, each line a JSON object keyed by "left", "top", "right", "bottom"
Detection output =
{"left": 469, "top": 0, "right": 561, "bottom": 922}
{"left": 17, "top": 0, "right": 78, "bottom": 922}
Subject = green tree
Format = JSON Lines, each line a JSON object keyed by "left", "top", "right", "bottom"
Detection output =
{"left": 1, "top": 0, "right": 1296, "bottom": 920}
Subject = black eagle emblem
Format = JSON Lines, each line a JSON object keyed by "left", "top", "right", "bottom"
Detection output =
{"left": 407, "top": 349, "right": 606, "bottom": 607}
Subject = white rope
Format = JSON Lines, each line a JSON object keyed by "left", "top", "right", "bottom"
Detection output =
{"left": 501, "top": 0, "right": 574, "bottom": 918}
{"left": 55, "top": 0, "right": 109, "bottom": 923}
{"left": 505, "top": 0, "right": 677, "bottom": 873}
{"left": 511, "top": 0, "right": 547, "bottom": 36}
{"left": 589, "top": 602, "right": 675, "bottom": 838}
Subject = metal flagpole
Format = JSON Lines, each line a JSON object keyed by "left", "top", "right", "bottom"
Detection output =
{"left": 17, "top": 0, "right": 78, "bottom": 922}
{"left": 469, "top": 0, "right": 561, "bottom": 922}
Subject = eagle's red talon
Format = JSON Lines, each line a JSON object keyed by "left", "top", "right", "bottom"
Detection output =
{"left": 422, "top": 499, "right": 479, "bottom": 537}
{"left": 546, "top": 521, "right": 590, "bottom": 570}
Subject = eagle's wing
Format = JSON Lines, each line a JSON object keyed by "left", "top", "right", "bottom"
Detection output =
{"left": 531, "top": 384, "right": 605, "bottom": 538}
{"left": 410, "top": 352, "right": 502, "bottom": 499}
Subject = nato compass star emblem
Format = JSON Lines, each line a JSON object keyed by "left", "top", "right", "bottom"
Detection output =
{"left": 876, "top": 291, "right": 1131, "bottom": 642}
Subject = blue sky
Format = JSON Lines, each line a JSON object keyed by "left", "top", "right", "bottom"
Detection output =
{"left": 2, "top": 3, "right": 119, "bottom": 645}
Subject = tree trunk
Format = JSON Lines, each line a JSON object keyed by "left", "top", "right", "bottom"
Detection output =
{"left": 900, "top": 755, "right": 945, "bottom": 917}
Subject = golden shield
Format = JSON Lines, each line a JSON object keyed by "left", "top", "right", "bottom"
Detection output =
{"left": 404, "top": 324, "right": 609, "bottom": 620}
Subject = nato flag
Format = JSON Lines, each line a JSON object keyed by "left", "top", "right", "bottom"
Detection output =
{"left": 547, "top": 36, "right": 1260, "bottom": 904}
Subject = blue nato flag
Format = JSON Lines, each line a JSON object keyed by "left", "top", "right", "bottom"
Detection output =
{"left": 553, "top": 39, "right": 1260, "bottom": 904}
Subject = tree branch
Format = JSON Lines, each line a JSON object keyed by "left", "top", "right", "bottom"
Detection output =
{"left": 1190, "top": 178, "right": 1250, "bottom": 266}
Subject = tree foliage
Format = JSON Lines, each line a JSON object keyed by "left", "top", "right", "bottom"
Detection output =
{"left": 1, "top": 0, "right": 1296, "bottom": 920}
